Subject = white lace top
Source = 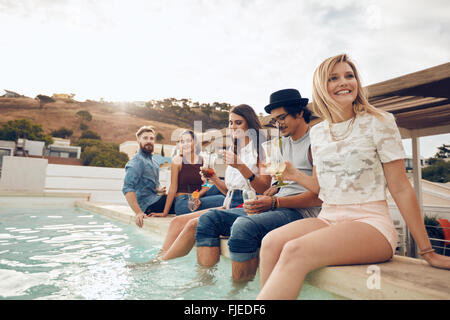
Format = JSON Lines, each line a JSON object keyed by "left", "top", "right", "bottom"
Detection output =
{"left": 310, "top": 112, "right": 405, "bottom": 204}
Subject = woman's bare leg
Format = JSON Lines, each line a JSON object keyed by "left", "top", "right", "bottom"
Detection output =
{"left": 259, "top": 218, "right": 328, "bottom": 287}
{"left": 162, "top": 218, "right": 199, "bottom": 260}
{"left": 160, "top": 206, "right": 223, "bottom": 260}
{"left": 257, "top": 221, "right": 392, "bottom": 300}
{"left": 160, "top": 211, "right": 203, "bottom": 254}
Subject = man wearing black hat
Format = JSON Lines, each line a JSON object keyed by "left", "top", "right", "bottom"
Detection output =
{"left": 195, "top": 89, "right": 322, "bottom": 282}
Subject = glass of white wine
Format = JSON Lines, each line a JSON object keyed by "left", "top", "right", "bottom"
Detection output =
{"left": 262, "top": 140, "right": 288, "bottom": 188}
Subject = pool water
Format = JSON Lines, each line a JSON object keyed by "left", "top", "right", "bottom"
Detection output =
{"left": 0, "top": 207, "right": 342, "bottom": 300}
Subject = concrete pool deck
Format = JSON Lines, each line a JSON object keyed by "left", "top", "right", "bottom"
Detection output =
{"left": 74, "top": 200, "right": 450, "bottom": 300}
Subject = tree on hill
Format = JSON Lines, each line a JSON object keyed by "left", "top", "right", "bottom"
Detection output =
{"left": 76, "top": 110, "right": 92, "bottom": 122}
{"left": 0, "top": 119, "right": 53, "bottom": 145}
{"left": 135, "top": 97, "right": 231, "bottom": 129}
{"left": 80, "top": 130, "right": 101, "bottom": 140}
{"left": 74, "top": 138, "right": 128, "bottom": 168}
{"left": 51, "top": 127, "right": 73, "bottom": 139}
{"left": 156, "top": 133, "right": 164, "bottom": 143}
{"left": 35, "top": 95, "right": 55, "bottom": 109}
{"left": 76, "top": 110, "right": 93, "bottom": 134}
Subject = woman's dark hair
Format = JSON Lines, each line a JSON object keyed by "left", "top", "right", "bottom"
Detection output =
{"left": 283, "top": 104, "right": 312, "bottom": 123}
{"left": 230, "top": 104, "right": 266, "bottom": 162}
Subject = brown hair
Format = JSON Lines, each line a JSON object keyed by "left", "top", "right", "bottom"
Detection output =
{"left": 135, "top": 125, "right": 155, "bottom": 139}
{"left": 230, "top": 104, "right": 266, "bottom": 162}
{"left": 179, "top": 129, "right": 201, "bottom": 155}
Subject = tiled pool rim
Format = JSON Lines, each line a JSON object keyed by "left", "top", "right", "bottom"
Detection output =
{"left": 1, "top": 191, "right": 449, "bottom": 300}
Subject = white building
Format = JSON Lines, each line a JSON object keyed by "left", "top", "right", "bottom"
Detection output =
{"left": 45, "top": 138, "right": 81, "bottom": 159}
{"left": 17, "top": 138, "right": 45, "bottom": 157}
{"left": 404, "top": 155, "right": 427, "bottom": 171}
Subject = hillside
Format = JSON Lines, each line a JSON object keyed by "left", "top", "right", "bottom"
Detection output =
{"left": 0, "top": 97, "right": 229, "bottom": 145}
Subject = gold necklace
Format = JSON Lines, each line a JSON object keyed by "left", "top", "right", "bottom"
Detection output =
{"left": 329, "top": 116, "right": 356, "bottom": 141}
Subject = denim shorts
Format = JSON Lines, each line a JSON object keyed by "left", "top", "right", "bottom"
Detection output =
{"left": 173, "top": 184, "right": 226, "bottom": 215}
{"left": 196, "top": 206, "right": 317, "bottom": 262}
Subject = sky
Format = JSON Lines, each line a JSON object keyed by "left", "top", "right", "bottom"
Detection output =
{"left": 0, "top": 0, "right": 449, "bottom": 157}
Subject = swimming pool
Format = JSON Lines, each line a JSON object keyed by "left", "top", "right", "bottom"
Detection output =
{"left": 0, "top": 206, "right": 343, "bottom": 300}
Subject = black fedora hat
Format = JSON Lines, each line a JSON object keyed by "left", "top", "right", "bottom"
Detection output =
{"left": 264, "top": 88, "right": 309, "bottom": 114}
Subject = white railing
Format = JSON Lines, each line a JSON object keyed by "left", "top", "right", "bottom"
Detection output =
{"left": 45, "top": 164, "right": 170, "bottom": 203}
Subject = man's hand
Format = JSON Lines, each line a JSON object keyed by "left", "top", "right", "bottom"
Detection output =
{"left": 243, "top": 195, "right": 273, "bottom": 214}
{"left": 156, "top": 186, "right": 167, "bottom": 195}
{"left": 135, "top": 212, "right": 147, "bottom": 228}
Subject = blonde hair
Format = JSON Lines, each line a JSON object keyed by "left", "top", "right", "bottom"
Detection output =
{"left": 312, "top": 53, "right": 387, "bottom": 123}
{"left": 136, "top": 125, "right": 155, "bottom": 139}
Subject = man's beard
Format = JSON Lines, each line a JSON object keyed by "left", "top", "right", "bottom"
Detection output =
{"left": 140, "top": 142, "right": 154, "bottom": 155}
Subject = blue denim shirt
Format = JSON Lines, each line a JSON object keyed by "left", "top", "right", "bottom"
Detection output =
{"left": 122, "top": 149, "right": 161, "bottom": 212}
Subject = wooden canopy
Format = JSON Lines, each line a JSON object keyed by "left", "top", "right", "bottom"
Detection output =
{"left": 366, "top": 62, "right": 450, "bottom": 137}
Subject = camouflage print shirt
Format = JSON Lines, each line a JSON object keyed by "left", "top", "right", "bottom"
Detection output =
{"left": 310, "top": 112, "right": 405, "bottom": 205}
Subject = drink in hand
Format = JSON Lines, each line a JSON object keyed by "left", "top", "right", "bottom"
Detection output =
{"left": 201, "top": 167, "right": 215, "bottom": 178}
{"left": 243, "top": 188, "right": 257, "bottom": 216}
{"left": 268, "top": 162, "right": 288, "bottom": 187}
{"left": 243, "top": 189, "right": 256, "bottom": 203}
{"left": 188, "top": 190, "right": 200, "bottom": 212}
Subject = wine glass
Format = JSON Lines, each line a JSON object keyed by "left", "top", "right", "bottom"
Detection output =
{"left": 201, "top": 147, "right": 216, "bottom": 188}
{"left": 262, "top": 140, "right": 288, "bottom": 188}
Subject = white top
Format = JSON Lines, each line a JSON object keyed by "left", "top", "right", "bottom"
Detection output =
{"left": 225, "top": 139, "right": 259, "bottom": 190}
{"left": 310, "top": 112, "right": 406, "bottom": 205}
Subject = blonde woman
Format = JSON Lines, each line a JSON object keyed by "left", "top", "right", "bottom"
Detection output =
{"left": 257, "top": 54, "right": 450, "bottom": 300}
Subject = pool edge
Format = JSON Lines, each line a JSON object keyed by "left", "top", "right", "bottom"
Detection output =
{"left": 74, "top": 200, "right": 450, "bottom": 300}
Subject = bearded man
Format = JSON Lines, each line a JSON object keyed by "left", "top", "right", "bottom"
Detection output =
{"left": 122, "top": 126, "right": 174, "bottom": 227}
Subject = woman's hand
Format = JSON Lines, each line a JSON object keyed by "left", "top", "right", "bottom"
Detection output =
{"left": 149, "top": 212, "right": 168, "bottom": 218}
{"left": 280, "top": 160, "right": 300, "bottom": 182}
{"left": 156, "top": 186, "right": 166, "bottom": 195}
{"left": 222, "top": 150, "right": 241, "bottom": 169}
{"left": 423, "top": 251, "right": 450, "bottom": 270}
{"left": 193, "top": 198, "right": 201, "bottom": 211}
{"left": 199, "top": 166, "right": 218, "bottom": 181}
